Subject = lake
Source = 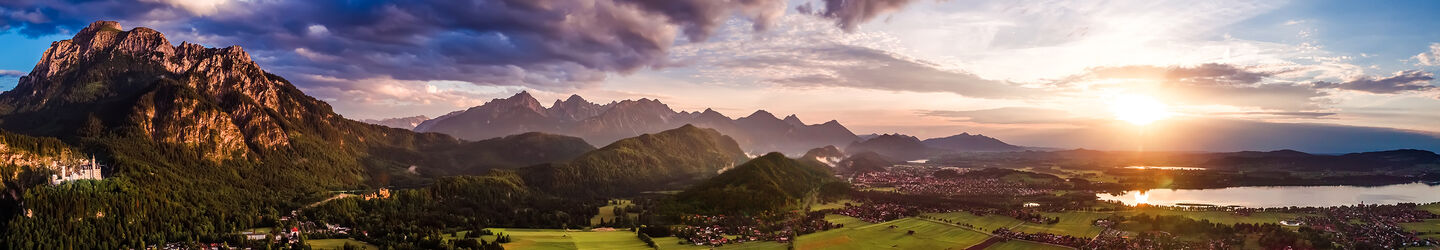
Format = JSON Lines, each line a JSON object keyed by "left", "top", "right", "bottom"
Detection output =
{"left": 1097, "top": 182, "right": 1440, "bottom": 207}
{"left": 1122, "top": 165, "right": 1206, "bottom": 170}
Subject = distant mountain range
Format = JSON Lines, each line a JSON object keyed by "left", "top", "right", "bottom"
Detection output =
{"left": 414, "top": 92, "right": 861, "bottom": 154}
{"left": 360, "top": 115, "right": 429, "bottom": 130}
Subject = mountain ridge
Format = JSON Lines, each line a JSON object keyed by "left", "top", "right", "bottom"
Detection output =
{"left": 415, "top": 92, "right": 861, "bottom": 154}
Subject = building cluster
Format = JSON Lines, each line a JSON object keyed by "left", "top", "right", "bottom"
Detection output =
{"left": 49, "top": 156, "right": 103, "bottom": 185}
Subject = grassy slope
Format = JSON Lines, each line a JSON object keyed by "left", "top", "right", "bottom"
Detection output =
{"left": 824, "top": 214, "right": 874, "bottom": 228}
{"left": 795, "top": 217, "right": 991, "bottom": 250}
{"left": 923, "top": 212, "right": 1025, "bottom": 232}
{"left": 588, "top": 199, "right": 638, "bottom": 226}
{"left": 485, "top": 228, "right": 651, "bottom": 250}
{"left": 1010, "top": 212, "right": 1109, "bottom": 238}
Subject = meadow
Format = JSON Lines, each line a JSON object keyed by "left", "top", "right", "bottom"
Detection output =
{"left": 589, "top": 199, "right": 639, "bottom": 226}
{"left": 793, "top": 217, "right": 993, "bottom": 250}
{"left": 307, "top": 239, "right": 378, "bottom": 250}
{"left": 1118, "top": 207, "right": 1301, "bottom": 225}
{"left": 1010, "top": 212, "right": 1109, "bottom": 238}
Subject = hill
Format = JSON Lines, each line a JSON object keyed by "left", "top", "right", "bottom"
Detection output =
{"left": 424, "top": 132, "right": 596, "bottom": 175}
{"left": 846, "top": 134, "right": 936, "bottom": 161}
{"left": 801, "top": 145, "right": 846, "bottom": 167}
{"left": 672, "top": 152, "right": 845, "bottom": 214}
{"left": 515, "top": 124, "right": 749, "bottom": 198}
{"left": 921, "top": 132, "right": 1024, "bottom": 151}
{"left": 838, "top": 151, "right": 893, "bottom": 175}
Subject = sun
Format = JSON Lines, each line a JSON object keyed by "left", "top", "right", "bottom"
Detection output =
{"left": 1110, "top": 94, "right": 1171, "bottom": 125}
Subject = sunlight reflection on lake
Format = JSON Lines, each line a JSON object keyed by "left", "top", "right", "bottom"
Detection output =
{"left": 1122, "top": 166, "right": 1206, "bottom": 170}
{"left": 1097, "top": 183, "right": 1440, "bottom": 207}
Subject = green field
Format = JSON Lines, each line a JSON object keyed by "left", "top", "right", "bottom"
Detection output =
{"left": 824, "top": 214, "right": 875, "bottom": 228}
{"left": 860, "top": 187, "right": 898, "bottom": 192}
{"left": 812, "top": 199, "right": 856, "bottom": 211}
{"left": 1403, "top": 219, "right": 1440, "bottom": 241}
{"left": 308, "top": 239, "right": 378, "bottom": 250}
{"left": 240, "top": 227, "right": 274, "bottom": 233}
{"left": 1118, "top": 208, "right": 1301, "bottom": 225}
{"left": 922, "top": 212, "right": 1025, "bottom": 232}
{"left": 590, "top": 199, "right": 639, "bottom": 226}
{"left": 487, "top": 228, "right": 652, "bottom": 250}
{"left": 794, "top": 217, "right": 992, "bottom": 250}
{"left": 1010, "top": 212, "right": 1109, "bottom": 238}
{"left": 1420, "top": 203, "right": 1440, "bottom": 215}
{"left": 982, "top": 239, "right": 1071, "bottom": 250}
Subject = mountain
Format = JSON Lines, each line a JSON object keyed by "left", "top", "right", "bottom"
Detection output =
{"left": 567, "top": 98, "right": 681, "bottom": 145}
{"left": 515, "top": 124, "right": 749, "bottom": 198}
{"left": 415, "top": 92, "right": 860, "bottom": 154}
{"left": 413, "top": 91, "right": 562, "bottom": 140}
{"left": 424, "top": 132, "right": 596, "bottom": 175}
{"left": 0, "top": 21, "right": 577, "bottom": 246}
{"left": 360, "top": 115, "right": 430, "bottom": 130}
{"left": 846, "top": 134, "right": 936, "bottom": 161}
{"left": 922, "top": 132, "right": 1024, "bottom": 151}
{"left": 672, "top": 152, "right": 844, "bottom": 213}
{"left": 801, "top": 145, "right": 846, "bottom": 167}
{"left": 838, "top": 151, "right": 893, "bottom": 175}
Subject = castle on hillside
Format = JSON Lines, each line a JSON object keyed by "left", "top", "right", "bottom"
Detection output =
{"left": 50, "top": 155, "right": 103, "bottom": 185}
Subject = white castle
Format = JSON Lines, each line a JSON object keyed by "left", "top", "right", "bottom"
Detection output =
{"left": 50, "top": 155, "right": 103, "bottom": 185}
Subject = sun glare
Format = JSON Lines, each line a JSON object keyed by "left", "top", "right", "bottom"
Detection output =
{"left": 1110, "top": 94, "right": 1171, "bottom": 125}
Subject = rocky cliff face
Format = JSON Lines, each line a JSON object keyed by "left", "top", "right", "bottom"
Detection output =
{"left": 0, "top": 21, "right": 317, "bottom": 161}
{"left": 0, "top": 21, "right": 460, "bottom": 185}
{"left": 416, "top": 92, "right": 861, "bottom": 154}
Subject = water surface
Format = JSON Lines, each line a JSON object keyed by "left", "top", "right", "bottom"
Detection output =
{"left": 1097, "top": 183, "right": 1440, "bottom": 207}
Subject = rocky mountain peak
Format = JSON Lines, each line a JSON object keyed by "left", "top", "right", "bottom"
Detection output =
{"left": 742, "top": 110, "right": 778, "bottom": 120}
{"left": 490, "top": 91, "right": 546, "bottom": 114}
{"left": 782, "top": 114, "right": 805, "bottom": 127}
{"left": 565, "top": 94, "right": 586, "bottom": 103}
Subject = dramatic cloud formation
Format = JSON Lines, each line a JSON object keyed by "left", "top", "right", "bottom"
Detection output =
{"left": 0, "top": 69, "right": 23, "bottom": 77}
{"left": 0, "top": 0, "right": 789, "bottom": 89}
{"left": 1313, "top": 70, "right": 1437, "bottom": 94}
{"left": 797, "top": 0, "right": 924, "bottom": 31}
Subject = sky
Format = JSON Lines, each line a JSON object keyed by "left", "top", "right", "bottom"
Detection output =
{"left": 0, "top": 0, "right": 1438, "bottom": 152}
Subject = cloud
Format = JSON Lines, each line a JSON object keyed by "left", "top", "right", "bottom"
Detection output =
{"left": 918, "top": 107, "right": 1080, "bottom": 124}
{"left": 0, "top": 69, "right": 24, "bottom": 77}
{"left": 1083, "top": 63, "right": 1274, "bottom": 86}
{"left": 736, "top": 45, "right": 1037, "bottom": 98}
{"left": 1208, "top": 111, "right": 1337, "bottom": 119}
{"left": 1069, "top": 63, "right": 1329, "bottom": 110}
{"left": 1313, "top": 70, "right": 1436, "bottom": 94}
{"left": 797, "top": 0, "right": 924, "bottom": 31}
{"left": 1414, "top": 43, "right": 1440, "bottom": 66}
{"left": 141, "top": 0, "right": 228, "bottom": 15}
{"left": 0, "top": 0, "right": 790, "bottom": 89}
